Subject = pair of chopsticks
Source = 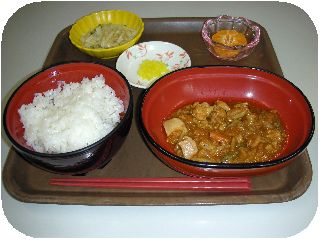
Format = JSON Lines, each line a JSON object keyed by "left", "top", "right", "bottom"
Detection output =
{"left": 49, "top": 177, "right": 251, "bottom": 192}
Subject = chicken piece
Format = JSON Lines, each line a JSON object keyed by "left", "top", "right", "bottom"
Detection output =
{"left": 178, "top": 136, "right": 198, "bottom": 159}
{"left": 192, "top": 102, "right": 213, "bottom": 120}
{"left": 227, "top": 107, "right": 248, "bottom": 121}
{"left": 216, "top": 100, "right": 230, "bottom": 111}
{"left": 234, "top": 102, "right": 249, "bottom": 108}
{"left": 211, "top": 106, "right": 227, "bottom": 120}
{"left": 210, "top": 105, "right": 227, "bottom": 128}
{"left": 163, "top": 118, "right": 187, "bottom": 136}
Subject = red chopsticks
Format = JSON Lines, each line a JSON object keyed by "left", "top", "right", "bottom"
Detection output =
{"left": 49, "top": 177, "right": 251, "bottom": 192}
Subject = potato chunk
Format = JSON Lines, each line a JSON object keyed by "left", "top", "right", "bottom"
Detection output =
{"left": 178, "top": 136, "right": 198, "bottom": 159}
{"left": 163, "top": 118, "right": 187, "bottom": 136}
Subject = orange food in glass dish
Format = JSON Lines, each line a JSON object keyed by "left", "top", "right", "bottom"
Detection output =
{"left": 211, "top": 30, "right": 248, "bottom": 58}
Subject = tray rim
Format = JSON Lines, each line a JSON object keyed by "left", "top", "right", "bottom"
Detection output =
{"left": 2, "top": 148, "right": 313, "bottom": 205}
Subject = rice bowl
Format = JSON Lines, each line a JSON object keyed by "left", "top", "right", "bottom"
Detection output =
{"left": 3, "top": 62, "right": 133, "bottom": 174}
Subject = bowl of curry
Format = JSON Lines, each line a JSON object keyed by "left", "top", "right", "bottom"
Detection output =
{"left": 137, "top": 66, "right": 314, "bottom": 177}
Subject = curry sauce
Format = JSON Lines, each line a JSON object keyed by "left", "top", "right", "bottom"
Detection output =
{"left": 163, "top": 100, "right": 287, "bottom": 164}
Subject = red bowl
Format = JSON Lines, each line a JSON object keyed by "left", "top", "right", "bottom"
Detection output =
{"left": 3, "top": 62, "right": 133, "bottom": 175}
{"left": 138, "top": 66, "right": 314, "bottom": 177}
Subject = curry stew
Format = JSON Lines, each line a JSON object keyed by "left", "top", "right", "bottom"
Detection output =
{"left": 163, "top": 101, "right": 287, "bottom": 164}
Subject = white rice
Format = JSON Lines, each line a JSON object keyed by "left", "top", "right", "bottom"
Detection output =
{"left": 18, "top": 74, "right": 124, "bottom": 153}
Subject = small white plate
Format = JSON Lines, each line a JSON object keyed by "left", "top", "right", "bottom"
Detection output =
{"left": 116, "top": 41, "right": 191, "bottom": 88}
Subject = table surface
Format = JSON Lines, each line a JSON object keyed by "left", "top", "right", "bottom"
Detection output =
{"left": 1, "top": 1, "right": 318, "bottom": 238}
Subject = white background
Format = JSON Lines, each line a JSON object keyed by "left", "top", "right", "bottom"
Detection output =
{"left": 1, "top": 0, "right": 318, "bottom": 238}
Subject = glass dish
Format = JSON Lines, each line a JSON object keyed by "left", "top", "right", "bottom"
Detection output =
{"left": 201, "top": 15, "right": 260, "bottom": 61}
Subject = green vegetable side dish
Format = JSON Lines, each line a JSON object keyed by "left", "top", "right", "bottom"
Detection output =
{"left": 81, "top": 23, "right": 137, "bottom": 49}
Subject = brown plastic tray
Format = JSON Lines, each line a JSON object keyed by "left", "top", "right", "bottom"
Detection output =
{"left": 2, "top": 18, "right": 312, "bottom": 205}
